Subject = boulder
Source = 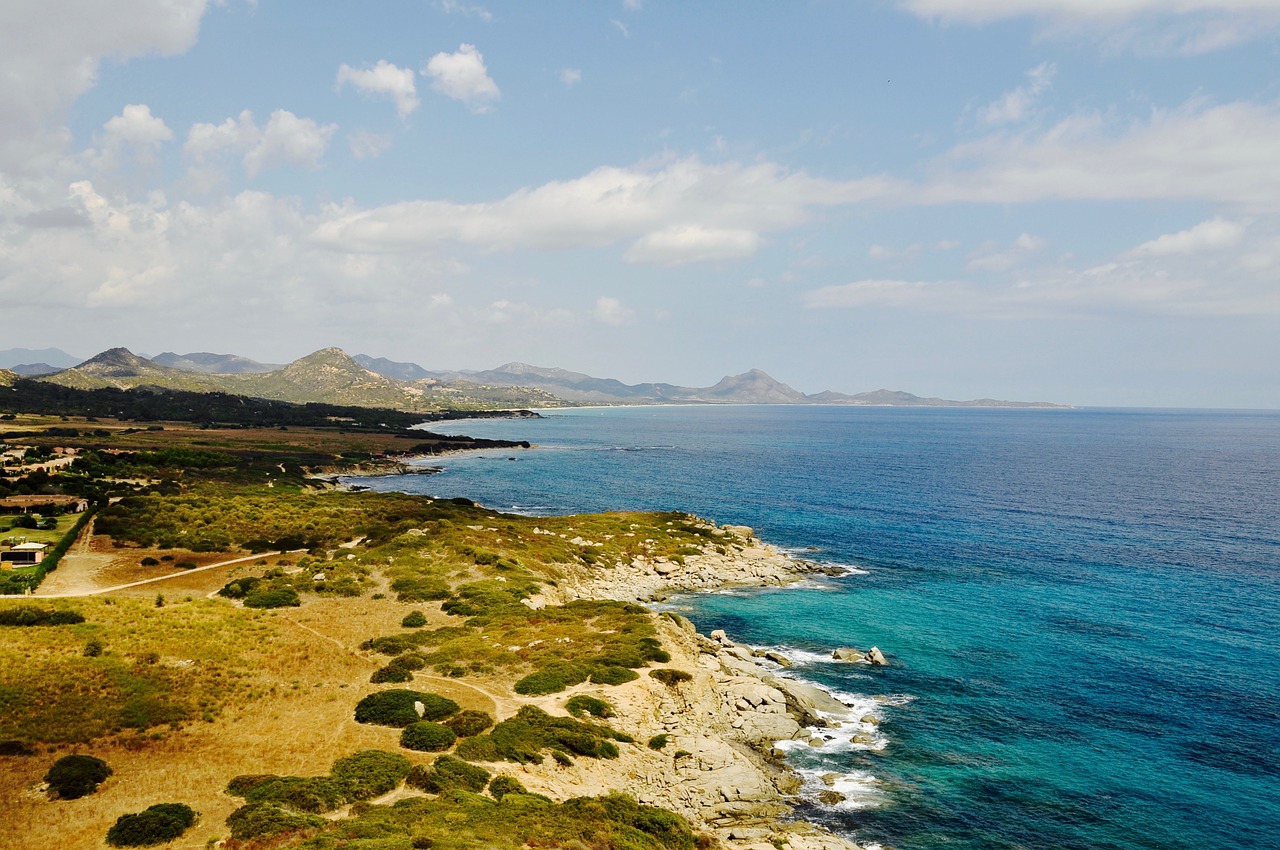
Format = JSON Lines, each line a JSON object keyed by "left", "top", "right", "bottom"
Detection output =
{"left": 860, "top": 714, "right": 879, "bottom": 726}
{"left": 763, "top": 651, "right": 793, "bottom": 667}
{"left": 866, "top": 646, "right": 888, "bottom": 666}
{"left": 831, "top": 647, "right": 863, "bottom": 662}
{"left": 653, "top": 561, "right": 679, "bottom": 576}
{"left": 723, "top": 525, "right": 754, "bottom": 540}
{"left": 710, "top": 629, "right": 728, "bottom": 643}
{"left": 817, "top": 790, "right": 847, "bottom": 806}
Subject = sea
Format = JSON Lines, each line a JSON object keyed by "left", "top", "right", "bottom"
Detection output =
{"left": 348, "top": 405, "right": 1280, "bottom": 850}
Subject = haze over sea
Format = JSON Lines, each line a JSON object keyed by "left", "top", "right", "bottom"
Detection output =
{"left": 353, "top": 406, "right": 1280, "bottom": 850}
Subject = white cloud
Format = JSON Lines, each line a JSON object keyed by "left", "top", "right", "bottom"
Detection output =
{"left": 436, "top": 1, "right": 493, "bottom": 22}
{"left": 185, "top": 110, "right": 260, "bottom": 161}
{"left": 348, "top": 131, "right": 393, "bottom": 160}
{"left": 967, "top": 233, "right": 1047, "bottom": 271}
{"left": 102, "top": 104, "right": 173, "bottom": 149}
{"left": 917, "top": 100, "right": 1280, "bottom": 210}
{"left": 982, "top": 62, "right": 1055, "bottom": 125}
{"left": 624, "top": 226, "right": 760, "bottom": 265}
{"left": 183, "top": 109, "right": 337, "bottom": 179}
{"left": 243, "top": 110, "right": 337, "bottom": 178}
{"left": 1126, "top": 217, "right": 1245, "bottom": 256}
{"left": 0, "top": 0, "right": 207, "bottom": 173}
{"left": 898, "top": 0, "right": 1280, "bottom": 53}
{"left": 336, "top": 60, "right": 419, "bottom": 118}
{"left": 424, "top": 44, "right": 500, "bottom": 112}
{"left": 310, "top": 156, "right": 892, "bottom": 260}
{"left": 593, "top": 296, "right": 634, "bottom": 325}
{"left": 612, "top": 19, "right": 631, "bottom": 37}
{"left": 623, "top": 0, "right": 644, "bottom": 10}
{"left": 559, "top": 68, "right": 583, "bottom": 86}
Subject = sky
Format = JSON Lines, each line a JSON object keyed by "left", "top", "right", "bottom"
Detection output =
{"left": 2, "top": 1, "right": 1279, "bottom": 408}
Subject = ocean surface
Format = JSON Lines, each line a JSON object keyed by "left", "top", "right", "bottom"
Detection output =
{"left": 351, "top": 405, "right": 1280, "bottom": 850}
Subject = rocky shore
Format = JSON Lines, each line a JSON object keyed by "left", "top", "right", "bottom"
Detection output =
{"left": 511, "top": 524, "right": 882, "bottom": 850}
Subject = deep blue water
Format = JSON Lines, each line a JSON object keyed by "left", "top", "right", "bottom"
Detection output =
{"left": 352, "top": 406, "right": 1280, "bottom": 850}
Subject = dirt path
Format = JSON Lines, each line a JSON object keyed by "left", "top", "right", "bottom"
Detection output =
{"left": 32, "top": 551, "right": 278, "bottom": 598}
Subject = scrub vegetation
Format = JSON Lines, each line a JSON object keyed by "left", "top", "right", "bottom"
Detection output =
{"left": 0, "top": 409, "right": 723, "bottom": 850}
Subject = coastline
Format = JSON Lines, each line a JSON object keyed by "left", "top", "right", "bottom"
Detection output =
{"left": 510, "top": 523, "right": 878, "bottom": 850}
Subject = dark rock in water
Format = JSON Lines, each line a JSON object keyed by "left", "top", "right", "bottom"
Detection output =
{"left": 817, "top": 790, "right": 847, "bottom": 805}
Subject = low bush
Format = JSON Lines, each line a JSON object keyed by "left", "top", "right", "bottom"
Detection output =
{"left": 565, "top": 695, "right": 613, "bottom": 719}
{"left": 354, "top": 690, "right": 459, "bottom": 727}
{"left": 225, "top": 801, "right": 324, "bottom": 840}
{"left": 105, "top": 802, "right": 196, "bottom": 847}
{"left": 140, "top": 557, "right": 159, "bottom": 566}
{"left": 217, "top": 576, "right": 260, "bottom": 599}
{"left": 391, "top": 578, "right": 450, "bottom": 602}
{"left": 401, "top": 610, "right": 428, "bottom": 628}
{"left": 45, "top": 753, "right": 112, "bottom": 799}
{"left": 487, "top": 775, "right": 527, "bottom": 801}
{"left": 589, "top": 665, "right": 639, "bottom": 686}
{"left": 0, "top": 740, "right": 35, "bottom": 756}
{"left": 401, "top": 721, "right": 457, "bottom": 752}
{"left": 238, "top": 776, "right": 347, "bottom": 813}
{"left": 370, "top": 666, "right": 413, "bottom": 684}
{"left": 388, "top": 653, "right": 427, "bottom": 671}
{"left": 513, "top": 662, "right": 590, "bottom": 695}
{"left": 454, "top": 706, "right": 630, "bottom": 765}
{"left": 649, "top": 669, "right": 693, "bottom": 687}
{"left": 406, "top": 755, "right": 490, "bottom": 793}
{"left": 330, "top": 750, "right": 412, "bottom": 800}
{"left": 0, "top": 606, "right": 85, "bottom": 626}
{"left": 243, "top": 587, "right": 300, "bottom": 609}
{"left": 443, "top": 709, "right": 494, "bottom": 738}
{"left": 648, "top": 734, "right": 670, "bottom": 751}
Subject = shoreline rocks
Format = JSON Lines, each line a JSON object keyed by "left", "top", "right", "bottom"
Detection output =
{"left": 527, "top": 524, "right": 875, "bottom": 850}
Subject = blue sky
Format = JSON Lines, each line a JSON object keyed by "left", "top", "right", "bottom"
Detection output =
{"left": 2, "top": 1, "right": 1278, "bottom": 407}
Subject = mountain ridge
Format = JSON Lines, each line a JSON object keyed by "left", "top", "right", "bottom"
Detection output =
{"left": 33, "top": 347, "right": 1070, "bottom": 409}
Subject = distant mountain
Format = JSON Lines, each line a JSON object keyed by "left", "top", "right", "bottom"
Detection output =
{"left": 38, "top": 347, "right": 561, "bottom": 411}
{"left": 353, "top": 354, "right": 440, "bottom": 382}
{"left": 153, "top": 351, "right": 282, "bottom": 374}
{"left": 406, "top": 361, "right": 1070, "bottom": 408}
{"left": 10, "top": 363, "right": 62, "bottom": 377}
{"left": 45, "top": 348, "right": 226, "bottom": 392}
{"left": 0, "top": 348, "right": 80, "bottom": 370}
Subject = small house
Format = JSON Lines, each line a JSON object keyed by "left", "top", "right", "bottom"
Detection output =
{"left": 1, "top": 542, "right": 48, "bottom": 568}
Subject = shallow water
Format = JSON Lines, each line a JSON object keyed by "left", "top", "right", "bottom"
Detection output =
{"left": 354, "top": 406, "right": 1280, "bottom": 850}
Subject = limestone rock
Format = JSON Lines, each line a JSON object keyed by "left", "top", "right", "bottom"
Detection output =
{"left": 859, "top": 714, "right": 879, "bottom": 725}
{"left": 866, "top": 646, "right": 888, "bottom": 666}
{"left": 817, "top": 790, "right": 847, "bottom": 806}
{"left": 832, "top": 647, "right": 864, "bottom": 662}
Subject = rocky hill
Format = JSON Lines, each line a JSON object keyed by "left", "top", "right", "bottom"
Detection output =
{"left": 39, "top": 348, "right": 562, "bottom": 411}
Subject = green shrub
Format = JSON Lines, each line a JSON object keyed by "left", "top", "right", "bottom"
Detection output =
{"left": 454, "top": 706, "right": 629, "bottom": 765}
{"left": 387, "top": 653, "right": 427, "bottom": 671}
{"left": 175, "top": 561, "right": 197, "bottom": 570}
{"left": 401, "top": 610, "right": 428, "bottom": 628}
{"left": 226, "top": 774, "right": 277, "bottom": 796}
{"left": 566, "top": 695, "right": 614, "bottom": 719}
{"left": 406, "top": 755, "right": 490, "bottom": 793}
{"left": 513, "top": 662, "right": 590, "bottom": 695}
{"left": 140, "top": 557, "right": 159, "bottom": 566}
{"left": 443, "top": 710, "right": 494, "bottom": 738}
{"left": 225, "top": 801, "right": 324, "bottom": 840}
{"left": 648, "top": 734, "right": 670, "bottom": 751}
{"left": 331, "top": 750, "right": 412, "bottom": 800}
{"left": 354, "top": 690, "right": 459, "bottom": 727}
{"left": 83, "top": 638, "right": 104, "bottom": 657}
{"left": 649, "top": 669, "right": 693, "bottom": 687}
{"left": 401, "top": 722, "right": 457, "bottom": 752}
{"left": 239, "top": 776, "right": 347, "bottom": 813}
{"left": 487, "top": 775, "right": 527, "bottom": 800}
{"left": 0, "top": 606, "right": 85, "bottom": 626}
{"left": 218, "top": 576, "right": 260, "bottom": 599}
{"left": 45, "top": 754, "right": 112, "bottom": 799}
{"left": 105, "top": 802, "right": 196, "bottom": 846}
{"left": 589, "top": 665, "right": 639, "bottom": 686}
{"left": 391, "top": 578, "right": 450, "bottom": 602}
{"left": 243, "top": 587, "right": 300, "bottom": 609}
{"left": 370, "top": 666, "right": 413, "bottom": 684}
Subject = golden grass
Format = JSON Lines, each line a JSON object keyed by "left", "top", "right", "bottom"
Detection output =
{"left": 0, "top": 590, "right": 504, "bottom": 849}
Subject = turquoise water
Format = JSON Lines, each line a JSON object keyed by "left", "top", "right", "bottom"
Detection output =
{"left": 352, "top": 406, "right": 1280, "bottom": 850}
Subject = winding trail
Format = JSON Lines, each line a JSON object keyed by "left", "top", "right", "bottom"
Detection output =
{"left": 31, "top": 551, "right": 278, "bottom": 598}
